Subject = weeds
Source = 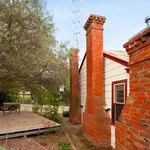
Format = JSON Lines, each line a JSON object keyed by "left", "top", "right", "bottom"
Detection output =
{"left": 59, "top": 141, "right": 72, "bottom": 150}
{"left": 0, "top": 146, "right": 5, "bottom": 150}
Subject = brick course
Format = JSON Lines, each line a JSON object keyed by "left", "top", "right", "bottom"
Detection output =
{"left": 116, "top": 27, "right": 150, "bottom": 150}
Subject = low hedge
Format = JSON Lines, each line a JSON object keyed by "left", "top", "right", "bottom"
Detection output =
{"left": 62, "top": 110, "right": 69, "bottom": 117}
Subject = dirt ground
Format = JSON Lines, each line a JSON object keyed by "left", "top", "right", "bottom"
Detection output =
{"left": 0, "top": 138, "right": 46, "bottom": 150}
{"left": 0, "top": 130, "right": 70, "bottom": 150}
{"left": 32, "top": 129, "right": 70, "bottom": 150}
{"left": 61, "top": 117, "right": 113, "bottom": 150}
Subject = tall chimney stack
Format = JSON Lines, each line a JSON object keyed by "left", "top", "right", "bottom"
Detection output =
{"left": 83, "top": 14, "right": 111, "bottom": 148}
{"left": 69, "top": 49, "right": 81, "bottom": 124}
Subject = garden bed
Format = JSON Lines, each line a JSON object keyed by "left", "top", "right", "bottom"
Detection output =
{"left": 32, "top": 130, "right": 71, "bottom": 150}
{"left": 0, "top": 129, "right": 72, "bottom": 150}
{"left": 0, "top": 138, "right": 46, "bottom": 150}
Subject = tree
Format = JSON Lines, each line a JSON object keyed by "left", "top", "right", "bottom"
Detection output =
{"left": 0, "top": 0, "right": 69, "bottom": 94}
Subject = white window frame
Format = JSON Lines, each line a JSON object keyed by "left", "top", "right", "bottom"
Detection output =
{"left": 114, "top": 83, "right": 125, "bottom": 104}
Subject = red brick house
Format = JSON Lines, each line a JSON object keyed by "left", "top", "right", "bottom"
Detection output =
{"left": 79, "top": 50, "right": 129, "bottom": 126}
{"left": 70, "top": 14, "right": 150, "bottom": 149}
{"left": 70, "top": 14, "right": 129, "bottom": 148}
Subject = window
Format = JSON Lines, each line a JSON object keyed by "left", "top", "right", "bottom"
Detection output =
{"left": 112, "top": 79, "right": 127, "bottom": 124}
{"left": 115, "top": 84, "right": 125, "bottom": 103}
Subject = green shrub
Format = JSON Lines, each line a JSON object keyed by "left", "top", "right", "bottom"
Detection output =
{"left": 0, "top": 146, "right": 6, "bottom": 150}
{"left": 43, "top": 105, "right": 61, "bottom": 123}
{"left": 59, "top": 141, "right": 72, "bottom": 150}
{"left": 0, "top": 91, "right": 17, "bottom": 103}
{"left": 32, "top": 104, "right": 40, "bottom": 113}
{"left": 62, "top": 110, "right": 69, "bottom": 117}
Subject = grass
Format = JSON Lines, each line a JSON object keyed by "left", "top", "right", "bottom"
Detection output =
{"left": 0, "top": 146, "right": 6, "bottom": 150}
{"left": 19, "top": 95, "right": 31, "bottom": 104}
{"left": 59, "top": 141, "right": 72, "bottom": 150}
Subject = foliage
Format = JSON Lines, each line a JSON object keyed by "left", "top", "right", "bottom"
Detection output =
{"left": 31, "top": 87, "right": 63, "bottom": 106}
{"left": 62, "top": 110, "right": 69, "bottom": 117}
{"left": 0, "top": 0, "right": 69, "bottom": 94}
{"left": 19, "top": 95, "right": 31, "bottom": 104}
{"left": 43, "top": 105, "right": 61, "bottom": 123}
{"left": 59, "top": 141, "right": 72, "bottom": 150}
{"left": 0, "top": 89, "right": 20, "bottom": 111}
{"left": 32, "top": 104, "right": 40, "bottom": 113}
{"left": 0, "top": 0, "right": 71, "bottom": 111}
{"left": 40, "top": 137, "right": 48, "bottom": 147}
{"left": 0, "top": 89, "right": 19, "bottom": 103}
{"left": 31, "top": 88, "right": 63, "bottom": 122}
{"left": 40, "top": 136, "right": 47, "bottom": 144}
{"left": 0, "top": 146, "right": 5, "bottom": 150}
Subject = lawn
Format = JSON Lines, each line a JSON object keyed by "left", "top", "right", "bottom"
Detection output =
{"left": 19, "top": 95, "right": 31, "bottom": 104}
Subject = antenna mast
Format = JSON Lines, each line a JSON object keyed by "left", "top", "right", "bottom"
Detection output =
{"left": 69, "top": 0, "right": 81, "bottom": 49}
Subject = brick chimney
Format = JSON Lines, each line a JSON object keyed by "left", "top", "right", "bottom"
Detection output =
{"left": 116, "top": 27, "right": 150, "bottom": 149}
{"left": 69, "top": 50, "right": 81, "bottom": 124}
{"left": 83, "top": 14, "right": 111, "bottom": 148}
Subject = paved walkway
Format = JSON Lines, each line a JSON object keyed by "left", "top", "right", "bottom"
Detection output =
{"left": 61, "top": 117, "right": 113, "bottom": 150}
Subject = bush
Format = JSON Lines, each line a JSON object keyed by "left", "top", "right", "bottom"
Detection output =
{"left": 0, "top": 91, "right": 18, "bottom": 111}
{"left": 0, "top": 91, "right": 16, "bottom": 103}
{"left": 32, "top": 104, "right": 40, "bottom": 113}
{"left": 0, "top": 146, "right": 6, "bottom": 150}
{"left": 62, "top": 110, "right": 69, "bottom": 117}
{"left": 43, "top": 105, "right": 61, "bottom": 123}
{"left": 59, "top": 141, "right": 72, "bottom": 150}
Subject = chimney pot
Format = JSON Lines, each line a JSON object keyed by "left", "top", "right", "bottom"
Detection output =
{"left": 145, "top": 16, "right": 150, "bottom": 27}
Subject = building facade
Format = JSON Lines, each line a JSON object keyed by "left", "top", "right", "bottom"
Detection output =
{"left": 69, "top": 14, "right": 150, "bottom": 149}
{"left": 79, "top": 51, "right": 129, "bottom": 125}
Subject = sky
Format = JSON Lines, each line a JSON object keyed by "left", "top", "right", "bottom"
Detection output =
{"left": 44, "top": 0, "right": 150, "bottom": 62}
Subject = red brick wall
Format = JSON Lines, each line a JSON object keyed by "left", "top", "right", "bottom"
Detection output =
{"left": 83, "top": 14, "right": 111, "bottom": 148}
{"left": 69, "top": 50, "right": 81, "bottom": 124}
{"left": 116, "top": 27, "right": 150, "bottom": 149}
